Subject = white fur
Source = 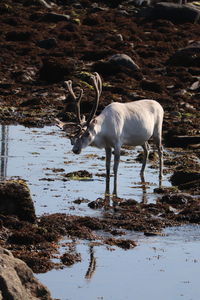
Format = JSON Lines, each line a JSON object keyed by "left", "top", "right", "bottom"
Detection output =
{"left": 72, "top": 99, "right": 164, "bottom": 196}
{"left": 91, "top": 100, "right": 163, "bottom": 148}
{"left": 56, "top": 72, "right": 164, "bottom": 196}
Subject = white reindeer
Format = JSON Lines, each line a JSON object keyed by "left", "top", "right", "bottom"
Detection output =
{"left": 56, "top": 73, "right": 164, "bottom": 197}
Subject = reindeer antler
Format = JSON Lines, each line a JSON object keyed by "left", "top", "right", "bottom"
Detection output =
{"left": 86, "top": 72, "right": 102, "bottom": 126}
{"left": 64, "top": 80, "right": 83, "bottom": 125}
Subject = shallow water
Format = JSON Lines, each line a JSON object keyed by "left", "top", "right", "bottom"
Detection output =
{"left": 0, "top": 125, "right": 170, "bottom": 216}
{"left": 1, "top": 125, "right": 200, "bottom": 300}
{"left": 37, "top": 225, "right": 200, "bottom": 300}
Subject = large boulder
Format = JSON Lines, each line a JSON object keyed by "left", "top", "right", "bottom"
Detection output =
{"left": 92, "top": 53, "right": 140, "bottom": 76}
{"left": 108, "top": 54, "right": 140, "bottom": 71}
{"left": 0, "top": 180, "right": 36, "bottom": 223}
{"left": 138, "top": 2, "right": 200, "bottom": 23}
{"left": 0, "top": 247, "right": 53, "bottom": 300}
{"left": 170, "top": 170, "right": 200, "bottom": 191}
{"left": 167, "top": 41, "right": 200, "bottom": 67}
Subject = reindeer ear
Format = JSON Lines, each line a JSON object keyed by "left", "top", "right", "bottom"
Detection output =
{"left": 92, "top": 118, "right": 97, "bottom": 125}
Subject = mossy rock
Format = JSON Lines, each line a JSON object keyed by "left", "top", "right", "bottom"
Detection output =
{"left": 64, "top": 170, "right": 92, "bottom": 180}
{"left": 0, "top": 180, "right": 36, "bottom": 223}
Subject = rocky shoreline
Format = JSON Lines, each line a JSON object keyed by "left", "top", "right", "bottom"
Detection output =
{"left": 0, "top": 0, "right": 200, "bottom": 299}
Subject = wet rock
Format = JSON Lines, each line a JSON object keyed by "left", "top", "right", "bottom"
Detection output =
{"left": 138, "top": 3, "right": 200, "bottom": 23}
{"left": 0, "top": 247, "right": 53, "bottom": 300}
{"left": 88, "top": 198, "right": 106, "bottom": 209}
{"left": 167, "top": 42, "right": 200, "bottom": 67}
{"left": 176, "top": 196, "right": 200, "bottom": 221}
{"left": 51, "top": 168, "right": 65, "bottom": 173}
{"left": 64, "top": 170, "right": 92, "bottom": 179}
{"left": 170, "top": 171, "right": 200, "bottom": 187}
{"left": 108, "top": 54, "right": 140, "bottom": 71}
{"left": 73, "top": 198, "right": 90, "bottom": 204}
{"left": 37, "top": 38, "right": 57, "bottom": 49}
{"left": 0, "top": 180, "right": 36, "bottom": 223}
{"left": 119, "top": 199, "right": 138, "bottom": 207}
{"left": 104, "top": 238, "right": 137, "bottom": 249}
{"left": 60, "top": 252, "right": 81, "bottom": 266}
{"left": 90, "top": 3, "right": 109, "bottom": 12}
{"left": 144, "top": 231, "right": 166, "bottom": 237}
{"left": 159, "top": 193, "right": 194, "bottom": 208}
{"left": 92, "top": 53, "right": 140, "bottom": 76}
{"left": 33, "top": 0, "right": 52, "bottom": 9}
{"left": 23, "top": 0, "right": 52, "bottom": 8}
{"left": 189, "top": 80, "right": 200, "bottom": 91}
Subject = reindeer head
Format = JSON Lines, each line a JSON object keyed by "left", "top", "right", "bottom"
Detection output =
{"left": 56, "top": 72, "right": 102, "bottom": 154}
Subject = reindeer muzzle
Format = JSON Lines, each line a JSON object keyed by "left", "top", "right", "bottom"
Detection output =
{"left": 73, "top": 148, "right": 81, "bottom": 154}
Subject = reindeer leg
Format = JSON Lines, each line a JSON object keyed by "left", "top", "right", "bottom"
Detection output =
{"left": 105, "top": 147, "right": 111, "bottom": 197}
{"left": 140, "top": 142, "right": 149, "bottom": 182}
{"left": 157, "top": 144, "right": 163, "bottom": 188}
{"left": 113, "top": 146, "right": 120, "bottom": 197}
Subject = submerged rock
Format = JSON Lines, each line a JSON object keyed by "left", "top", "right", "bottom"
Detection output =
{"left": 0, "top": 247, "right": 53, "bottom": 300}
{"left": 0, "top": 180, "right": 36, "bottom": 223}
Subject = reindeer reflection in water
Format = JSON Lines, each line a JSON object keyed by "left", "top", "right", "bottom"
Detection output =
{"left": 85, "top": 246, "right": 96, "bottom": 280}
{"left": 56, "top": 73, "right": 164, "bottom": 201}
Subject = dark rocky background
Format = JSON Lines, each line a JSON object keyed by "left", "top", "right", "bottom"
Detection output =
{"left": 0, "top": 0, "right": 199, "bottom": 144}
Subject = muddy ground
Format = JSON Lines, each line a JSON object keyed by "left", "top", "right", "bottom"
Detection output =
{"left": 0, "top": 0, "right": 200, "bottom": 274}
